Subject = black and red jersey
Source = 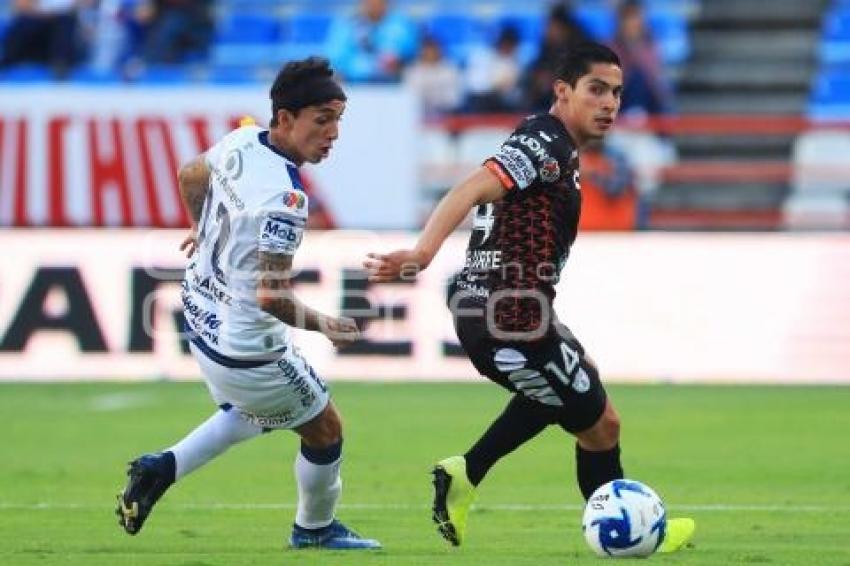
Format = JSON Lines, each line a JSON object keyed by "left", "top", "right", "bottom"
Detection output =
{"left": 453, "top": 113, "right": 581, "bottom": 333}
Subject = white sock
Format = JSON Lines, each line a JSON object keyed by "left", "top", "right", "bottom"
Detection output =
{"left": 294, "top": 446, "right": 342, "bottom": 530}
{"left": 168, "top": 408, "right": 262, "bottom": 481}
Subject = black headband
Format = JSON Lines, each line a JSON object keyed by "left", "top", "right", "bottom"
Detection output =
{"left": 274, "top": 75, "right": 347, "bottom": 114}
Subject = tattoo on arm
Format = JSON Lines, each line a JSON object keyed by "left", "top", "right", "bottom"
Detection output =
{"left": 257, "top": 252, "right": 326, "bottom": 331}
{"left": 178, "top": 157, "right": 211, "bottom": 224}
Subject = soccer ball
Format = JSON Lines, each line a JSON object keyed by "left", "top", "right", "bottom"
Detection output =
{"left": 582, "top": 479, "right": 666, "bottom": 558}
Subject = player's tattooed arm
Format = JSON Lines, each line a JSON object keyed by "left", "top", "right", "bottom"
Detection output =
{"left": 257, "top": 251, "right": 360, "bottom": 347}
{"left": 177, "top": 155, "right": 212, "bottom": 257}
{"left": 177, "top": 155, "right": 211, "bottom": 225}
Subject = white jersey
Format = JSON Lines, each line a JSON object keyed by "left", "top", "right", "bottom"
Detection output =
{"left": 182, "top": 125, "right": 309, "bottom": 360}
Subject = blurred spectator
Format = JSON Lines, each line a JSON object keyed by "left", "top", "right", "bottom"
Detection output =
{"left": 578, "top": 142, "right": 640, "bottom": 231}
{"left": 0, "top": 0, "right": 83, "bottom": 77}
{"left": 462, "top": 26, "right": 523, "bottom": 113}
{"left": 522, "top": 3, "right": 589, "bottom": 111}
{"left": 403, "top": 36, "right": 463, "bottom": 118}
{"left": 138, "top": 0, "right": 213, "bottom": 64}
{"left": 84, "top": 0, "right": 139, "bottom": 73}
{"left": 612, "top": 0, "right": 674, "bottom": 116}
{"left": 326, "top": 0, "right": 418, "bottom": 83}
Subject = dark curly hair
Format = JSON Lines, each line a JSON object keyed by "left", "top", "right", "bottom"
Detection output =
{"left": 269, "top": 57, "right": 346, "bottom": 126}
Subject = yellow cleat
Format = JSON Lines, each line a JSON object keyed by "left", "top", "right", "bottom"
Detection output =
{"left": 431, "top": 456, "right": 477, "bottom": 546}
{"left": 658, "top": 517, "right": 696, "bottom": 553}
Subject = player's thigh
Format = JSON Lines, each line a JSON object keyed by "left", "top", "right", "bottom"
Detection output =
{"left": 190, "top": 343, "right": 330, "bottom": 430}
{"left": 504, "top": 325, "right": 608, "bottom": 432}
{"left": 454, "top": 314, "right": 517, "bottom": 394}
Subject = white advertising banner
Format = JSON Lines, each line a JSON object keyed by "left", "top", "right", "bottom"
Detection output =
{"left": 0, "top": 86, "right": 419, "bottom": 228}
{"left": 0, "top": 230, "right": 848, "bottom": 383}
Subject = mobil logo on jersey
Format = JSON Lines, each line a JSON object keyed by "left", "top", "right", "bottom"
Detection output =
{"left": 260, "top": 211, "right": 303, "bottom": 254}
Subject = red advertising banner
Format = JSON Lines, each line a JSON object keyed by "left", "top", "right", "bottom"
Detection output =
{"left": 0, "top": 86, "right": 419, "bottom": 228}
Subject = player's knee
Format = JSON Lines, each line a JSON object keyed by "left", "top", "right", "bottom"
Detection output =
{"left": 298, "top": 402, "right": 342, "bottom": 448}
{"left": 577, "top": 403, "right": 620, "bottom": 450}
{"left": 600, "top": 410, "right": 621, "bottom": 443}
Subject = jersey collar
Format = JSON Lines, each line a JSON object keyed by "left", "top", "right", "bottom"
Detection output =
{"left": 542, "top": 112, "right": 575, "bottom": 146}
{"left": 258, "top": 130, "right": 301, "bottom": 165}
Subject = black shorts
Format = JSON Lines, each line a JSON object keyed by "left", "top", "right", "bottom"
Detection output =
{"left": 453, "top": 303, "right": 607, "bottom": 433}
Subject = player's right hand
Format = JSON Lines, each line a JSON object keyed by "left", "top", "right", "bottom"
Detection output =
{"left": 324, "top": 316, "right": 361, "bottom": 348}
{"left": 364, "top": 249, "right": 429, "bottom": 282}
{"left": 179, "top": 229, "right": 199, "bottom": 258}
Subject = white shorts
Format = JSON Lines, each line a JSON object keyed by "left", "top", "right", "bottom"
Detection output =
{"left": 189, "top": 342, "right": 329, "bottom": 430}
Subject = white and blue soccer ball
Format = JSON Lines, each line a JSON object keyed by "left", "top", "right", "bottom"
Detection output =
{"left": 582, "top": 479, "right": 667, "bottom": 558}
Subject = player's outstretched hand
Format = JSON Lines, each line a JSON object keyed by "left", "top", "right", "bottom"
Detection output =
{"left": 324, "top": 316, "right": 361, "bottom": 349}
{"left": 364, "top": 250, "right": 429, "bottom": 283}
{"left": 179, "top": 230, "right": 198, "bottom": 258}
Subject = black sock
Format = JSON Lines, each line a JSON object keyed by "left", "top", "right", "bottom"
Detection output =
{"left": 464, "top": 394, "right": 551, "bottom": 486}
{"left": 575, "top": 443, "right": 624, "bottom": 500}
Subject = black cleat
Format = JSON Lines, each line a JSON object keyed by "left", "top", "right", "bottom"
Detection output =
{"left": 431, "top": 456, "right": 476, "bottom": 546}
{"left": 116, "top": 452, "right": 175, "bottom": 535}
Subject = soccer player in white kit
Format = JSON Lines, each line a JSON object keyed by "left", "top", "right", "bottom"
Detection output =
{"left": 116, "top": 57, "right": 380, "bottom": 550}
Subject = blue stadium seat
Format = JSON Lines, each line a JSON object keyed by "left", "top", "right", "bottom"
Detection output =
{"left": 811, "top": 71, "right": 850, "bottom": 105}
{"left": 494, "top": 12, "right": 544, "bottom": 45}
{"left": 276, "top": 43, "right": 329, "bottom": 65}
{"left": 821, "top": 8, "right": 850, "bottom": 64}
{"left": 824, "top": 9, "right": 850, "bottom": 42}
{"left": 216, "top": 13, "right": 280, "bottom": 44}
{"left": 211, "top": 43, "right": 278, "bottom": 67}
{"left": 70, "top": 66, "right": 122, "bottom": 84}
{"left": 208, "top": 65, "right": 263, "bottom": 84}
{"left": 809, "top": 70, "right": 850, "bottom": 120}
{"left": 424, "top": 13, "right": 488, "bottom": 48}
{"left": 648, "top": 10, "right": 690, "bottom": 65}
{"left": 284, "top": 13, "right": 333, "bottom": 43}
{"left": 133, "top": 64, "right": 196, "bottom": 84}
{"left": 0, "top": 64, "right": 53, "bottom": 83}
{"left": 573, "top": 7, "right": 616, "bottom": 41}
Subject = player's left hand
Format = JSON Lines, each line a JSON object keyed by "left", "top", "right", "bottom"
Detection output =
{"left": 324, "top": 316, "right": 361, "bottom": 349}
{"left": 180, "top": 230, "right": 198, "bottom": 258}
{"left": 364, "top": 250, "right": 428, "bottom": 282}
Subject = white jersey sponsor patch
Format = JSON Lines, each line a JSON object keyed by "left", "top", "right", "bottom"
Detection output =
{"left": 492, "top": 145, "right": 537, "bottom": 189}
{"left": 258, "top": 212, "right": 305, "bottom": 255}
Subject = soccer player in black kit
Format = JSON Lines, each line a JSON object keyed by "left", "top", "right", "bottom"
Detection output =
{"left": 365, "top": 42, "right": 694, "bottom": 552}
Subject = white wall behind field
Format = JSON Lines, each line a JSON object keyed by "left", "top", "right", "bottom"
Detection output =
{"left": 0, "top": 231, "right": 847, "bottom": 383}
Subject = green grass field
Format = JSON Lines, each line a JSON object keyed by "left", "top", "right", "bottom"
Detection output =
{"left": 2, "top": 382, "right": 849, "bottom": 565}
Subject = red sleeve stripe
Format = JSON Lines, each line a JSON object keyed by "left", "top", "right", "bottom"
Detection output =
{"left": 484, "top": 159, "right": 516, "bottom": 190}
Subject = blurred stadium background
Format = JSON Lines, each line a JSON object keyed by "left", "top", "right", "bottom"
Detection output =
{"left": 0, "top": 0, "right": 848, "bottom": 381}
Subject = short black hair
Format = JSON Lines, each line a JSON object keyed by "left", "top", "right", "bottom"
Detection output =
{"left": 269, "top": 57, "right": 346, "bottom": 125}
{"left": 553, "top": 42, "right": 621, "bottom": 87}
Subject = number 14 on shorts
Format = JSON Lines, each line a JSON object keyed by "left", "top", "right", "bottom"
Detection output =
{"left": 545, "top": 342, "right": 591, "bottom": 393}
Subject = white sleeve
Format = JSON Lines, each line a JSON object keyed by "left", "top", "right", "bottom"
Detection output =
{"left": 204, "top": 138, "right": 226, "bottom": 169}
{"left": 205, "top": 126, "right": 255, "bottom": 169}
